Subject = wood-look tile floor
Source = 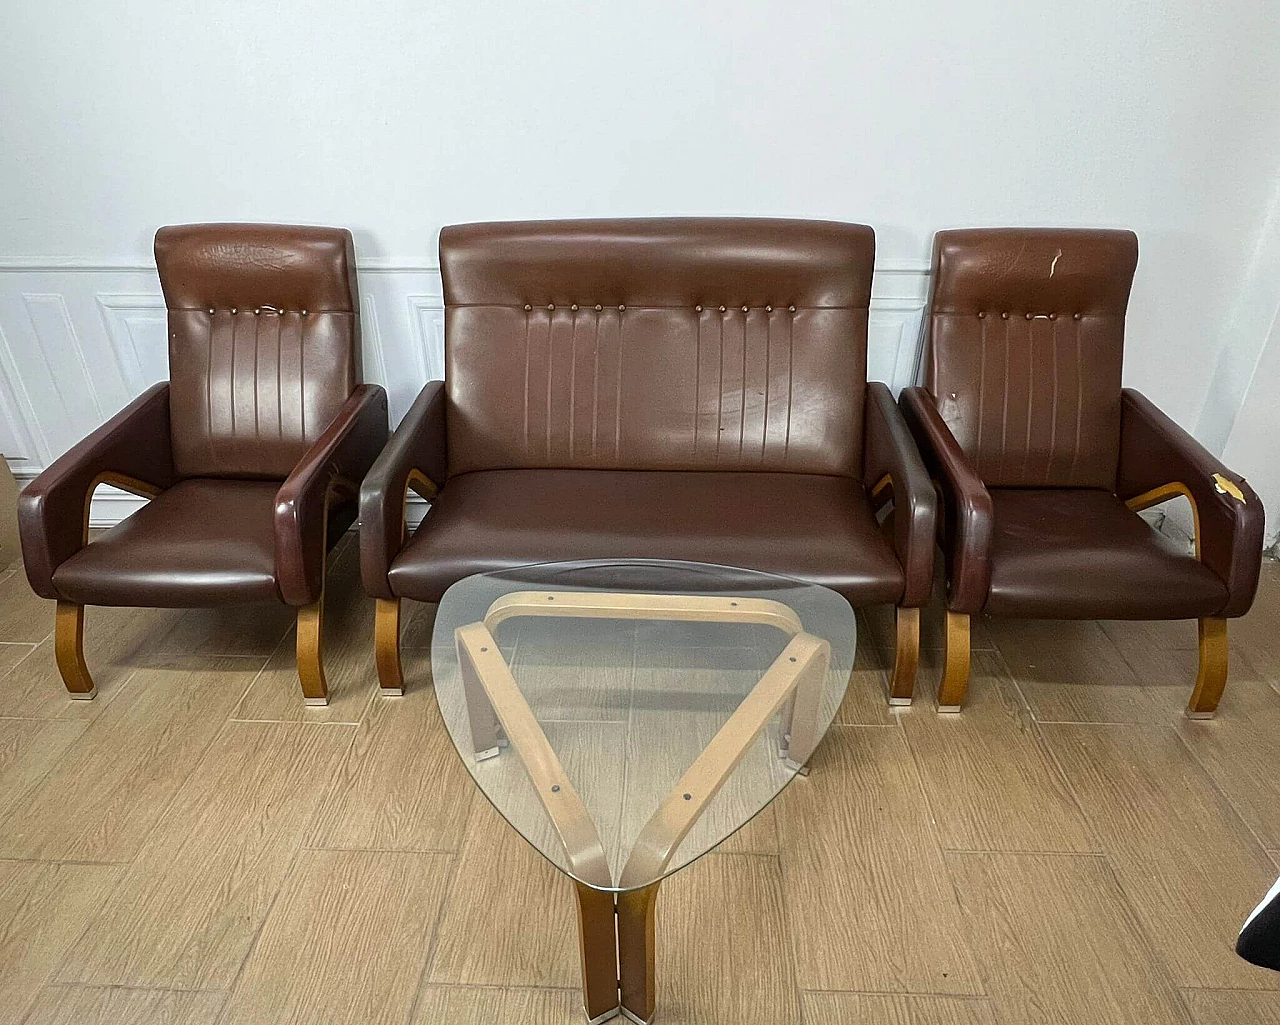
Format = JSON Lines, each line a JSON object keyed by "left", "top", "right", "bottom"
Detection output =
{"left": 1, "top": 539, "right": 1279, "bottom": 1024}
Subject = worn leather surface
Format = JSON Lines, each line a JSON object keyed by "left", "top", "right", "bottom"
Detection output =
{"left": 20, "top": 223, "right": 374, "bottom": 610}
{"left": 275, "top": 384, "right": 388, "bottom": 605}
{"left": 156, "top": 223, "right": 361, "bottom": 480}
{"left": 1117, "top": 388, "right": 1262, "bottom": 618}
{"left": 924, "top": 228, "right": 1137, "bottom": 488}
{"left": 358, "top": 381, "right": 449, "bottom": 600}
{"left": 439, "top": 219, "right": 874, "bottom": 476}
{"left": 52, "top": 479, "right": 282, "bottom": 606}
{"left": 984, "top": 488, "right": 1229, "bottom": 619}
{"left": 18, "top": 383, "right": 178, "bottom": 600}
{"left": 862, "top": 382, "right": 936, "bottom": 606}
{"left": 899, "top": 386, "right": 994, "bottom": 614}
{"left": 387, "top": 469, "right": 904, "bottom": 604}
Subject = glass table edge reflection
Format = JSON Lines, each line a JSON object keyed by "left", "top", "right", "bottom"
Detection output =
{"left": 430, "top": 559, "right": 856, "bottom": 1024}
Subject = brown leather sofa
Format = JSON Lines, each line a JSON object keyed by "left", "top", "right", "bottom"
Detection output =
{"left": 18, "top": 224, "right": 388, "bottom": 705}
{"left": 360, "top": 218, "right": 936, "bottom": 701}
{"left": 901, "top": 228, "right": 1263, "bottom": 716}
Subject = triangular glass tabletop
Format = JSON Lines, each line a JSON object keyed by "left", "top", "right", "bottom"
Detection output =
{"left": 431, "top": 560, "right": 856, "bottom": 892}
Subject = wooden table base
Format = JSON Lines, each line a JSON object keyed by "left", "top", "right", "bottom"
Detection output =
{"left": 577, "top": 881, "right": 660, "bottom": 1024}
{"left": 458, "top": 590, "right": 828, "bottom": 1023}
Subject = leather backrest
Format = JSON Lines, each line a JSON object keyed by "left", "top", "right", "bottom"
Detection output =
{"left": 155, "top": 223, "right": 361, "bottom": 480}
{"left": 440, "top": 218, "right": 874, "bottom": 477}
{"left": 924, "top": 227, "right": 1137, "bottom": 489}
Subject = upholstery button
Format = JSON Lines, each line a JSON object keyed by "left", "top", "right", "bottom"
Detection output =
{"left": 230, "top": 307, "right": 237, "bottom": 315}
{"left": 719, "top": 305, "right": 727, "bottom": 312}
{"left": 207, "top": 307, "right": 215, "bottom": 315}
{"left": 1073, "top": 312, "right": 1082, "bottom": 320}
{"left": 788, "top": 305, "right": 796, "bottom": 313}
{"left": 547, "top": 304, "right": 555, "bottom": 310}
{"left": 765, "top": 305, "right": 773, "bottom": 312}
{"left": 524, "top": 304, "right": 532, "bottom": 311}
{"left": 695, "top": 305, "right": 703, "bottom": 312}
{"left": 301, "top": 310, "right": 307, "bottom": 316}
{"left": 1050, "top": 312, "right": 1058, "bottom": 320}
{"left": 594, "top": 304, "right": 602, "bottom": 311}
{"left": 570, "top": 304, "right": 579, "bottom": 311}
{"left": 254, "top": 308, "right": 261, "bottom": 315}
{"left": 977, "top": 311, "right": 986, "bottom": 318}
{"left": 1025, "top": 312, "right": 1033, "bottom": 320}
{"left": 742, "top": 305, "right": 749, "bottom": 312}
{"left": 618, "top": 305, "right": 625, "bottom": 311}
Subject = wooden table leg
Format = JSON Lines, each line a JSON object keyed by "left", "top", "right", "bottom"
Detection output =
{"left": 617, "top": 883, "right": 659, "bottom": 1024}
{"left": 575, "top": 882, "right": 620, "bottom": 1023}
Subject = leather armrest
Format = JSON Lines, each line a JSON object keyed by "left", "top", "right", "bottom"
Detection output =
{"left": 358, "top": 381, "right": 448, "bottom": 599}
{"left": 899, "top": 387, "right": 993, "bottom": 614}
{"left": 18, "top": 382, "right": 177, "bottom": 599}
{"left": 862, "top": 382, "right": 936, "bottom": 606}
{"left": 275, "top": 384, "right": 389, "bottom": 606}
{"left": 1117, "top": 388, "right": 1263, "bottom": 617}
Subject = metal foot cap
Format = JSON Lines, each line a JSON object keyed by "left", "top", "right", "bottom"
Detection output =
{"left": 1185, "top": 710, "right": 1216, "bottom": 720}
{"left": 936, "top": 704, "right": 961, "bottom": 714}
{"left": 68, "top": 687, "right": 97, "bottom": 701}
{"left": 303, "top": 696, "right": 329, "bottom": 706}
{"left": 379, "top": 686, "right": 405, "bottom": 697}
{"left": 888, "top": 696, "right": 912, "bottom": 707}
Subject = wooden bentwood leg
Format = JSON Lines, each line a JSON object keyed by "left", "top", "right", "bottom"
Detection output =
{"left": 295, "top": 600, "right": 328, "bottom": 706}
{"left": 1187, "top": 617, "right": 1228, "bottom": 719}
{"left": 374, "top": 598, "right": 405, "bottom": 696}
{"left": 937, "top": 611, "right": 970, "bottom": 713}
{"left": 575, "top": 882, "right": 621, "bottom": 1023}
{"left": 888, "top": 605, "right": 920, "bottom": 706}
{"left": 55, "top": 601, "right": 96, "bottom": 699}
{"left": 618, "top": 884, "right": 659, "bottom": 1024}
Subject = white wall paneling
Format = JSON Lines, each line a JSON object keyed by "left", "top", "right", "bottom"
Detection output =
{"left": 1, "top": 261, "right": 927, "bottom": 525}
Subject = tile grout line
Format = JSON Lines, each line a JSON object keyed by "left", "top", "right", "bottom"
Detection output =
{"left": 402, "top": 794, "right": 473, "bottom": 1025}
{"left": 1170, "top": 714, "right": 1280, "bottom": 860}
{"left": 216, "top": 843, "right": 308, "bottom": 1016}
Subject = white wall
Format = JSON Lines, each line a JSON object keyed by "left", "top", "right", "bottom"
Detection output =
{"left": 2, "top": 1, "right": 1279, "bottom": 528}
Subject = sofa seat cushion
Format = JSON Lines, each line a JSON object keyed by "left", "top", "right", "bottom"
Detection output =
{"left": 389, "top": 469, "right": 903, "bottom": 605}
{"left": 984, "top": 488, "right": 1229, "bottom": 619}
{"left": 53, "top": 479, "right": 282, "bottom": 607}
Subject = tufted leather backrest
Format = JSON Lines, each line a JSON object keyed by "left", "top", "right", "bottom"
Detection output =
{"left": 924, "top": 228, "right": 1138, "bottom": 489}
{"left": 156, "top": 223, "right": 361, "bottom": 480}
{"left": 440, "top": 218, "right": 874, "bottom": 476}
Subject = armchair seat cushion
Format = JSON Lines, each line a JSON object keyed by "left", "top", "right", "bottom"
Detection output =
{"left": 984, "top": 488, "right": 1229, "bottom": 619}
{"left": 53, "top": 479, "right": 281, "bottom": 607}
{"left": 388, "top": 468, "right": 904, "bottom": 605}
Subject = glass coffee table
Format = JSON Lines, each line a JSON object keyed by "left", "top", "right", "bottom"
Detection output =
{"left": 431, "top": 560, "right": 855, "bottom": 1023}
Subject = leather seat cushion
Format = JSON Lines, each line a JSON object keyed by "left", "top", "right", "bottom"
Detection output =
{"left": 389, "top": 469, "right": 904, "bottom": 605}
{"left": 984, "top": 488, "right": 1229, "bottom": 619}
{"left": 53, "top": 479, "right": 282, "bottom": 606}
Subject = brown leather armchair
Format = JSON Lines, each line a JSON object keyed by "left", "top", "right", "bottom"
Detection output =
{"left": 360, "top": 218, "right": 936, "bottom": 702}
{"left": 901, "top": 228, "right": 1263, "bottom": 716}
{"left": 18, "top": 224, "right": 388, "bottom": 705}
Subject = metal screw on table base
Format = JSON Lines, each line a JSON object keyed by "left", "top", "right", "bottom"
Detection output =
{"left": 683, "top": 793, "right": 691, "bottom": 801}
{"left": 551, "top": 784, "right": 561, "bottom": 792}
